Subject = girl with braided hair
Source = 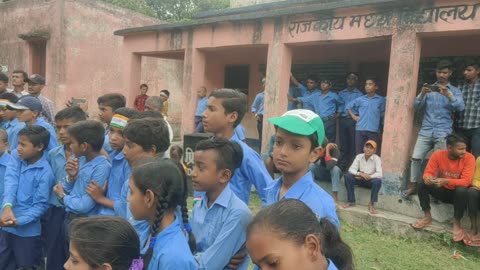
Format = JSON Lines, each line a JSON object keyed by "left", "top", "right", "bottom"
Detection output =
{"left": 128, "top": 159, "right": 197, "bottom": 269}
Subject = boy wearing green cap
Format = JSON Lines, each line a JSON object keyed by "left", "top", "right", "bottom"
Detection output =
{"left": 265, "top": 109, "right": 340, "bottom": 228}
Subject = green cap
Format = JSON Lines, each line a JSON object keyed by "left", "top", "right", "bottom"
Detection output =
{"left": 268, "top": 109, "right": 325, "bottom": 146}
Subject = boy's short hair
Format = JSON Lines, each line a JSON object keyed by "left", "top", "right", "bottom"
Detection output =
{"left": 140, "top": 84, "right": 148, "bottom": 89}
{"left": 365, "top": 76, "right": 379, "bottom": 86}
{"left": 160, "top": 89, "right": 170, "bottom": 97}
{"left": 0, "top": 92, "right": 19, "bottom": 104}
{"left": 0, "top": 72, "right": 8, "bottom": 84}
{"left": 97, "top": 93, "right": 126, "bottom": 110}
{"left": 18, "top": 125, "right": 50, "bottom": 150}
{"left": 12, "top": 70, "right": 28, "bottom": 81}
{"left": 0, "top": 129, "right": 8, "bottom": 143}
{"left": 269, "top": 109, "right": 325, "bottom": 150}
{"left": 436, "top": 60, "right": 453, "bottom": 70}
{"left": 209, "top": 89, "right": 247, "bottom": 127}
{"left": 195, "top": 138, "right": 243, "bottom": 175}
{"left": 346, "top": 72, "right": 359, "bottom": 80}
{"left": 464, "top": 59, "right": 479, "bottom": 70}
{"left": 447, "top": 134, "right": 467, "bottom": 147}
{"left": 123, "top": 118, "right": 170, "bottom": 154}
{"left": 55, "top": 106, "right": 87, "bottom": 122}
{"left": 67, "top": 120, "right": 105, "bottom": 152}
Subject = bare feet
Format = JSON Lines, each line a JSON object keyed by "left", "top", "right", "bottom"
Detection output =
{"left": 411, "top": 217, "right": 432, "bottom": 229}
{"left": 368, "top": 203, "right": 379, "bottom": 215}
{"left": 342, "top": 203, "right": 356, "bottom": 209}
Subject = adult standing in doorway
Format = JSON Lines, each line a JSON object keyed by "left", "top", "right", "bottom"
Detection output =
{"left": 456, "top": 59, "right": 480, "bottom": 158}
{"left": 8, "top": 70, "right": 29, "bottom": 98}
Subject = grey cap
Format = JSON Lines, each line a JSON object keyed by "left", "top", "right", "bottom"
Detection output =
{"left": 7, "top": 95, "right": 43, "bottom": 112}
{"left": 27, "top": 74, "right": 46, "bottom": 85}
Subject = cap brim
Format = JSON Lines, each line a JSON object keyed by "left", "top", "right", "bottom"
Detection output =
{"left": 6, "top": 104, "right": 30, "bottom": 110}
{"left": 268, "top": 115, "right": 316, "bottom": 136}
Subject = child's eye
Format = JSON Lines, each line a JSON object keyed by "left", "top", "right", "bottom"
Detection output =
{"left": 275, "top": 140, "right": 282, "bottom": 146}
{"left": 293, "top": 144, "right": 301, "bottom": 149}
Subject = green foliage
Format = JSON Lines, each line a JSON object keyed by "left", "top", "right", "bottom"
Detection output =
{"left": 103, "top": 0, "right": 230, "bottom": 22}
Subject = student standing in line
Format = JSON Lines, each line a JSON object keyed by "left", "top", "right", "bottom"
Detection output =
{"left": 195, "top": 86, "right": 208, "bottom": 133}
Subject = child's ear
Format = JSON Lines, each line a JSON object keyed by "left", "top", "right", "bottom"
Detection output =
{"left": 309, "top": 146, "right": 322, "bottom": 163}
{"left": 304, "top": 234, "right": 322, "bottom": 262}
{"left": 227, "top": 111, "right": 238, "bottom": 125}
{"left": 144, "top": 189, "right": 156, "bottom": 208}
{"left": 100, "top": 263, "right": 113, "bottom": 270}
{"left": 35, "top": 143, "right": 45, "bottom": 152}
{"left": 218, "top": 169, "right": 232, "bottom": 184}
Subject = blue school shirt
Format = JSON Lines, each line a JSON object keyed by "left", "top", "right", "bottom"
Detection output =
{"left": 298, "top": 90, "right": 343, "bottom": 118}
{"left": 195, "top": 97, "right": 208, "bottom": 117}
{"left": 251, "top": 91, "right": 264, "bottom": 116}
{"left": 63, "top": 155, "right": 111, "bottom": 215}
{"left": 265, "top": 171, "right": 340, "bottom": 229}
{"left": 190, "top": 186, "right": 252, "bottom": 270}
{"left": 414, "top": 83, "right": 464, "bottom": 138}
{"left": 34, "top": 117, "right": 58, "bottom": 152}
{"left": 3, "top": 118, "right": 25, "bottom": 151}
{"left": 0, "top": 152, "right": 11, "bottom": 204}
{"left": 142, "top": 216, "right": 198, "bottom": 270}
{"left": 99, "top": 151, "right": 130, "bottom": 216}
{"left": 234, "top": 124, "right": 246, "bottom": 141}
{"left": 2, "top": 151, "right": 55, "bottom": 237}
{"left": 47, "top": 146, "right": 68, "bottom": 207}
{"left": 346, "top": 94, "right": 386, "bottom": 133}
{"left": 103, "top": 129, "right": 113, "bottom": 155}
{"left": 288, "top": 86, "right": 300, "bottom": 111}
{"left": 230, "top": 133, "right": 272, "bottom": 205}
{"left": 328, "top": 259, "right": 339, "bottom": 270}
{"left": 338, "top": 88, "right": 363, "bottom": 117}
{"left": 296, "top": 84, "right": 320, "bottom": 112}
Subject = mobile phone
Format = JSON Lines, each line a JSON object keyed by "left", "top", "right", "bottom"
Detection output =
{"left": 71, "top": 98, "right": 86, "bottom": 106}
{"left": 424, "top": 84, "right": 440, "bottom": 92}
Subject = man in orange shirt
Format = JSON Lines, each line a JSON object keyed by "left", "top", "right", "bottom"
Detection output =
{"left": 412, "top": 134, "right": 475, "bottom": 242}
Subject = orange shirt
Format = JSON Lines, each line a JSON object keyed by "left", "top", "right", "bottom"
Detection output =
{"left": 423, "top": 149, "right": 475, "bottom": 190}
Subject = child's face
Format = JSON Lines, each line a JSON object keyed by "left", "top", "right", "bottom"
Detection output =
{"left": 17, "top": 135, "right": 42, "bottom": 161}
{"left": 0, "top": 139, "right": 8, "bottom": 155}
{"left": 191, "top": 149, "right": 227, "bottom": 192}
{"left": 306, "top": 79, "right": 317, "bottom": 90}
{"left": 247, "top": 227, "right": 322, "bottom": 270}
{"left": 364, "top": 80, "right": 378, "bottom": 94}
{"left": 64, "top": 243, "right": 92, "bottom": 270}
{"left": 98, "top": 103, "right": 114, "bottom": 124}
{"left": 202, "top": 97, "right": 236, "bottom": 134}
{"left": 272, "top": 128, "right": 321, "bottom": 176}
{"left": 0, "top": 81, "right": 7, "bottom": 92}
{"left": 197, "top": 87, "right": 207, "bottom": 98}
{"left": 16, "top": 109, "right": 36, "bottom": 123}
{"left": 56, "top": 119, "right": 75, "bottom": 145}
{"left": 128, "top": 176, "right": 151, "bottom": 221}
{"left": 363, "top": 144, "right": 376, "bottom": 157}
{"left": 140, "top": 86, "right": 148, "bottom": 95}
{"left": 122, "top": 138, "right": 154, "bottom": 166}
{"left": 109, "top": 126, "right": 126, "bottom": 151}
{"left": 69, "top": 135, "right": 84, "bottom": 157}
{"left": 320, "top": 82, "right": 330, "bottom": 91}
{"left": 0, "top": 107, "right": 16, "bottom": 121}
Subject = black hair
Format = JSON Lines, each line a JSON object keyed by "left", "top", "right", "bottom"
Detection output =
{"left": 143, "top": 97, "right": 164, "bottom": 113}
{"left": 365, "top": 76, "right": 379, "bottom": 87}
{"left": 160, "top": 89, "right": 170, "bottom": 97}
{"left": 97, "top": 93, "right": 126, "bottom": 110}
{"left": 436, "top": 60, "right": 453, "bottom": 70}
{"left": 54, "top": 106, "right": 87, "bottom": 122}
{"left": 69, "top": 216, "right": 140, "bottom": 270}
{"left": 209, "top": 88, "right": 247, "bottom": 127}
{"left": 123, "top": 118, "right": 170, "bottom": 154}
{"left": 345, "top": 72, "right": 359, "bottom": 79}
{"left": 170, "top": 145, "right": 184, "bottom": 163}
{"left": 0, "top": 72, "right": 8, "bottom": 84}
{"left": 447, "top": 133, "right": 467, "bottom": 147}
{"left": 464, "top": 59, "right": 479, "bottom": 70}
{"left": 67, "top": 120, "right": 105, "bottom": 152}
{"left": 195, "top": 138, "right": 243, "bottom": 175}
{"left": 274, "top": 126, "right": 319, "bottom": 151}
{"left": 140, "top": 84, "right": 148, "bottom": 89}
{"left": 113, "top": 107, "right": 139, "bottom": 120}
{"left": 305, "top": 74, "right": 318, "bottom": 82}
{"left": 18, "top": 125, "right": 50, "bottom": 151}
{"left": 12, "top": 70, "right": 28, "bottom": 82}
{"left": 131, "top": 159, "right": 196, "bottom": 268}
{"left": 0, "top": 92, "right": 19, "bottom": 103}
{"left": 0, "top": 129, "right": 8, "bottom": 143}
{"left": 247, "top": 199, "right": 354, "bottom": 270}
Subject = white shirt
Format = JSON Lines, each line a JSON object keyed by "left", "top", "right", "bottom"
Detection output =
{"left": 7, "top": 88, "right": 28, "bottom": 98}
{"left": 348, "top": 153, "right": 383, "bottom": 179}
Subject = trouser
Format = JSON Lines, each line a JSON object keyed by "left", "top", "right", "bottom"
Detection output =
{"left": 417, "top": 182, "right": 467, "bottom": 220}
{"left": 355, "top": 130, "right": 380, "bottom": 154}
{"left": 309, "top": 163, "right": 342, "bottom": 192}
{"left": 0, "top": 230, "right": 42, "bottom": 270}
{"left": 410, "top": 135, "right": 446, "bottom": 183}
{"left": 323, "top": 118, "right": 337, "bottom": 144}
{"left": 195, "top": 116, "right": 204, "bottom": 133}
{"left": 257, "top": 115, "right": 263, "bottom": 146}
{"left": 467, "top": 187, "right": 480, "bottom": 221}
{"left": 456, "top": 127, "right": 480, "bottom": 158}
{"left": 43, "top": 206, "right": 67, "bottom": 270}
{"left": 344, "top": 173, "right": 382, "bottom": 203}
{"left": 339, "top": 117, "right": 356, "bottom": 170}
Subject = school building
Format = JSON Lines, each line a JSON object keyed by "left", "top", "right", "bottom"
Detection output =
{"left": 115, "top": 0, "right": 480, "bottom": 217}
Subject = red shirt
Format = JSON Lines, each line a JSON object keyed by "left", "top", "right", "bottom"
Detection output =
{"left": 134, "top": 94, "right": 149, "bottom": 112}
{"left": 423, "top": 149, "right": 475, "bottom": 190}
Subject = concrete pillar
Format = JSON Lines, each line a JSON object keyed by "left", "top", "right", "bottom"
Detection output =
{"left": 382, "top": 29, "right": 422, "bottom": 193}
{"left": 122, "top": 51, "right": 142, "bottom": 106}
{"left": 263, "top": 18, "right": 292, "bottom": 154}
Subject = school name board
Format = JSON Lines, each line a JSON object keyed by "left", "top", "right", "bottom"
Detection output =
{"left": 288, "top": 4, "right": 480, "bottom": 37}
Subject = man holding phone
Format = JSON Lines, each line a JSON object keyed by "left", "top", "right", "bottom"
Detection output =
{"left": 402, "top": 60, "right": 465, "bottom": 199}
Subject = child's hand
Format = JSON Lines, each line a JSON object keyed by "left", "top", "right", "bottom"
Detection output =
{"left": 1, "top": 207, "right": 16, "bottom": 227}
{"left": 53, "top": 182, "right": 65, "bottom": 196}
{"left": 65, "top": 158, "right": 79, "bottom": 180}
{"left": 86, "top": 180, "right": 107, "bottom": 201}
{"left": 352, "top": 115, "right": 360, "bottom": 122}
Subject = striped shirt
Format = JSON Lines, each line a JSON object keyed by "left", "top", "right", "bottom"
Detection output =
{"left": 457, "top": 78, "right": 480, "bottom": 129}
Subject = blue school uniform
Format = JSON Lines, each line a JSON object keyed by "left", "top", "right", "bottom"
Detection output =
{"left": 298, "top": 90, "right": 343, "bottom": 118}
{"left": 0, "top": 152, "right": 11, "bottom": 204}
{"left": 3, "top": 119, "right": 25, "bottom": 151}
{"left": 338, "top": 87, "right": 363, "bottom": 117}
{"left": 251, "top": 91, "right": 264, "bottom": 116}
{"left": 103, "top": 130, "right": 113, "bottom": 155}
{"left": 99, "top": 151, "right": 130, "bottom": 216}
{"left": 142, "top": 216, "right": 198, "bottom": 270}
{"left": 265, "top": 171, "right": 340, "bottom": 229}
{"left": 196, "top": 97, "right": 208, "bottom": 117}
{"left": 346, "top": 94, "right": 386, "bottom": 132}
{"left": 34, "top": 117, "right": 58, "bottom": 152}
{"left": 327, "top": 259, "right": 339, "bottom": 270}
{"left": 2, "top": 151, "right": 55, "bottom": 237}
{"left": 296, "top": 84, "right": 320, "bottom": 112}
{"left": 234, "top": 124, "right": 246, "bottom": 141}
{"left": 63, "top": 155, "right": 111, "bottom": 215}
{"left": 190, "top": 186, "right": 252, "bottom": 270}
{"left": 230, "top": 133, "right": 272, "bottom": 205}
